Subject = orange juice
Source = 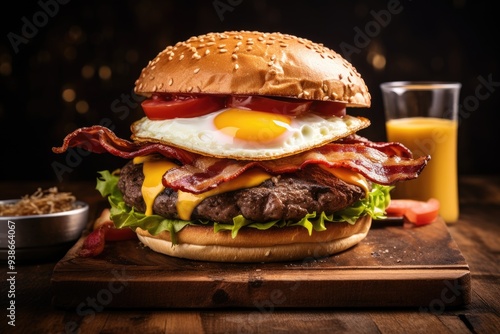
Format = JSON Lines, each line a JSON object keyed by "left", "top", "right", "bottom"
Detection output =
{"left": 386, "top": 117, "right": 459, "bottom": 222}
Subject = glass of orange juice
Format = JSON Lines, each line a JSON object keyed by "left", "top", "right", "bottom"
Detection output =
{"left": 380, "top": 81, "right": 461, "bottom": 223}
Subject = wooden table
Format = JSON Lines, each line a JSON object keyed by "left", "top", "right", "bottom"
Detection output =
{"left": 1, "top": 175, "right": 499, "bottom": 333}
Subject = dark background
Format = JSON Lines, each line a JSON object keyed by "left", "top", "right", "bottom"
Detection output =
{"left": 0, "top": 0, "right": 498, "bottom": 183}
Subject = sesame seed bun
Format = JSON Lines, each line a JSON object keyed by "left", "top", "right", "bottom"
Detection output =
{"left": 135, "top": 215, "right": 371, "bottom": 263}
{"left": 134, "top": 31, "right": 371, "bottom": 107}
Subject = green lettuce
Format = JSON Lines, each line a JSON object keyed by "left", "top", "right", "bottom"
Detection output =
{"left": 96, "top": 170, "right": 392, "bottom": 243}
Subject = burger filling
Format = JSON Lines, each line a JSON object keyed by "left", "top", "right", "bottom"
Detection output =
{"left": 118, "top": 161, "right": 366, "bottom": 224}
{"left": 96, "top": 161, "right": 391, "bottom": 243}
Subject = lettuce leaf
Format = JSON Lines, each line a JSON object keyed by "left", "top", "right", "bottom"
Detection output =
{"left": 96, "top": 170, "right": 392, "bottom": 242}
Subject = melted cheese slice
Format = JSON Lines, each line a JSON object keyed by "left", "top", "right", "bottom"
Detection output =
{"left": 136, "top": 155, "right": 369, "bottom": 220}
{"left": 177, "top": 169, "right": 271, "bottom": 220}
{"left": 320, "top": 165, "right": 370, "bottom": 197}
{"left": 134, "top": 157, "right": 178, "bottom": 216}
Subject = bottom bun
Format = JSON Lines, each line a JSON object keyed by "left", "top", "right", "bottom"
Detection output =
{"left": 136, "top": 215, "right": 372, "bottom": 262}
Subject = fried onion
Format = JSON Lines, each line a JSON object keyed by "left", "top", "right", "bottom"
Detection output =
{"left": 0, "top": 187, "right": 76, "bottom": 216}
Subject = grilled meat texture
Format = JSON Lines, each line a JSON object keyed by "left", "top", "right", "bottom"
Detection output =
{"left": 118, "top": 161, "right": 366, "bottom": 223}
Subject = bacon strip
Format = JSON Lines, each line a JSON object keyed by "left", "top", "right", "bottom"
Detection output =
{"left": 337, "top": 134, "right": 414, "bottom": 159}
{"left": 78, "top": 227, "right": 106, "bottom": 257}
{"left": 52, "top": 125, "right": 198, "bottom": 165}
{"left": 163, "top": 144, "right": 430, "bottom": 193}
{"left": 52, "top": 126, "right": 430, "bottom": 194}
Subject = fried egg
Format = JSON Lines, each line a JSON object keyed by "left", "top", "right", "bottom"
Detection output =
{"left": 131, "top": 108, "right": 370, "bottom": 160}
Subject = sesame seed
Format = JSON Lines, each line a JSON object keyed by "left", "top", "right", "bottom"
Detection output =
{"left": 236, "top": 41, "right": 242, "bottom": 46}
{"left": 234, "top": 64, "right": 239, "bottom": 70}
{"left": 271, "top": 55, "right": 276, "bottom": 61}
{"left": 168, "top": 56, "right": 173, "bottom": 61}
{"left": 247, "top": 46, "right": 253, "bottom": 51}
{"left": 204, "top": 49, "right": 210, "bottom": 55}
{"left": 218, "top": 44, "right": 226, "bottom": 48}
{"left": 207, "top": 41, "right": 215, "bottom": 46}
{"left": 159, "top": 83, "right": 164, "bottom": 89}
{"left": 231, "top": 54, "right": 238, "bottom": 60}
{"left": 187, "top": 86, "right": 193, "bottom": 92}
{"left": 246, "top": 40, "right": 254, "bottom": 45}
{"left": 268, "top": 61, "right": 274, "bottom": 66}
{"left": 258, "top": 36, "right": 264, "bottom": 41}
{"left": 219, "top": 49, "right": 228, "bottom": 53}
{"left": 179, "top": 54, "right": 185, "bottom": 60}
{"left": 168, "top": 78, "right": 173, "bottom": 86}
{"left": 194, "top": 68, "right": 200, "bottom": 74}
{"left": 192, "top": 53, "right": 201, "bottom": 59}
{"left": 233, "top": 46, "right": 240, "bottom": 52}
{"left": 152, "top": 85, "right": 157, "bottom": 92}
{"left": 323, "top": 96, "right": 329, "bottom": 101}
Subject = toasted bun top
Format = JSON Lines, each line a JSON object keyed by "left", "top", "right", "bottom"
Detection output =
{"left": 134, "top": 31, "right": 371, "bottom": 107}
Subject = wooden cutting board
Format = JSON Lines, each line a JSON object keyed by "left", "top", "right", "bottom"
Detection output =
{"left": 51, "top": 218, "right": 470, "bottom": 309}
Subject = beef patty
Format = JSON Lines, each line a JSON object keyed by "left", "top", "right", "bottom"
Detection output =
{"left": 118, "top": 161, "right": 366, "bottom": 223}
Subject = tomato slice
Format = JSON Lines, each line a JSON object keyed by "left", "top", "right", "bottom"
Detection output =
{"left": 386, "top": 198, "right": 440, "bottom": 226}
{"left": 142, "top": 94, "right": 347, "bottom": 120}
{"left": 142, "top": 94, "right": 226, "bottom": 119}
{"left": 228, "top": 95, "right": 313, "bottom": 116}
{"left": 228, "top": 95, "right": 346, "bottom": 117}
{"left": 385, "top": 199, "right": 416, "bottom": 216}
{"left": 310, "top": 101, "right": 346, "bottom": 117}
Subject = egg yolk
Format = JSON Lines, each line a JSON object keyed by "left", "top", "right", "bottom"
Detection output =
{"left": 214, "top": 108, "right": 291, "bottom": 143}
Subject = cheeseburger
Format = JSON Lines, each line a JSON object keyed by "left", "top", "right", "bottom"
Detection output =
{"left": 53, "top": 31, "right": 429, "bottom": 262}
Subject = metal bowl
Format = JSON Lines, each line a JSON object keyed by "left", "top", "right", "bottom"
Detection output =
{"left": 0, "top": 200, "right": 89, "bottom": 261}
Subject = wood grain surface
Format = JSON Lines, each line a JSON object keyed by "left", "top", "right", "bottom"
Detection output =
{"left": 1, "top": 176, "right": 499, "bottom": 333}
{"left": 50, "top": 217, "right": 470, "bottom": 309}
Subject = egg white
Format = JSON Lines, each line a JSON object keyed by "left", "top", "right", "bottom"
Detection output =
{"left": 131, "top": 109, "right": 370, "bottom": 160}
